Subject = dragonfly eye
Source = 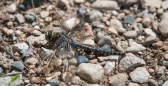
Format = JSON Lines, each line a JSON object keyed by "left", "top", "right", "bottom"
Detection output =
{"left": 45, "top": 30, "right": 54, "bottom": 41}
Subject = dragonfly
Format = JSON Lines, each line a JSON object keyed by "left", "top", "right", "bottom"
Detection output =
{"left": 45, "top": 8, "right": 125, "bottom": 59}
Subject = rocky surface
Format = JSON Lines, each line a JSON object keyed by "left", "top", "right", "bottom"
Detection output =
{"left": 0, "top": 0, "right": 168, "bottom": 86}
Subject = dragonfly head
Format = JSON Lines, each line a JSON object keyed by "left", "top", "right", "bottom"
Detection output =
{"left": 45, "top": 30, "right": 54, "bottom": 41}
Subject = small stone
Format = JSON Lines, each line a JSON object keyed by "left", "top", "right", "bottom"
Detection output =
{"left": 109, "top": 73, "right": 128, "bottom": 86}
{"left": 40, "top": 11, "right": 49, "bottom": 18}
{"left": 63, "top": 18, "right": 80, "bottom": 30}
{"left": 16, "top": 13, "right": 25, "bottom": 23}
{"left": 98, "top": 36, "right": 113, "bottom": 47}
{"left": 162, "top": 81, "right": 168, "bottom": 86}
{"left": 119, "top": 53, "right": 146, "bottom": 71}
{"left": 148, "top": 68, "right": 155, "bottom": 74}
{"left": 89, "top": 59, "right": 98, "bottom": 64}
{"left": 162, "top": 0, "right": 168, "bottom": 9}
{"left": 110, "top": 19, "right": 125, "bottom": 33}
{"left": 136, "top": 18, "right": 143, "bottom": 23}
{"left": 77, "top": 55, "right": 89, "bottom": 64}
{"left": 148, "top": 79, "right": 158, "bottom": 86}
{"left": 128, "top": 82, "right": 139, "bottom": 86}
{"left": 96, "top": 31, "right": 105, "bottom": 41}
{"left": 25, "top": 57, "right": 38, "bottom": 65}
{"left": 74, "top": 0, "right": 86, "bottom": 4}
{"left": 15, "top": 30, "right": 22, "bottom": 36}
{"left": 7, "top": 21, "right": 13, "bottom": 29}
{"left": 89, "top": 10, "right": 103, "bottom": 21}
{"left": 58, "top": 82, "right": 67, "bottom": 86}
{"left": 13, "top": 42, "right": 29, "bottom": 52}
{"left": 7, "top": 29, "right": 14, "bottom": 35}
{"left": 46, "top": 78, "right": 59, "bottom": 86}
{"left": 82, "top": 39, "right": 95, "bottom": 46}
{"left": 6, "top": 3, "right": 17, "bottom": 13}
{"left": 143, "top": 36, "right": 156, "bottom": 46}
{"left": 11, "top": 61, "right": 24, "bottom": 71}
{"left": 112, "top": 10, "right": 118, "bottom": 16}
{"left": 97, "top": 56, "right": 108, "bottom": 62}
{"left": 108, "top": 27, "right": 118, "bottom": 36}
{"left": 129, "top": 67, "right": 150, "bottom": 83}
{"left": 0, "top": 67, "right": 3, "bottom": 74}
{"left": 118, "top": 0, "right": 139, "bottom": 6}
{"left": 77, "top": 63, "right": 104, "bottom": 83}
{"left": 25, "top": 14, "right": 36, "bottom": 22}
{"left": 156, "top": 66, "right": 166, "bottom": 76}
{"left": 144, "top": 28, "right": 157, "bottom": 38}
{"left": 127, "top": 39, "right": 146, "bottom": 52}
{"left": 34, "top": 25, "right": 40, "bottom": 30}
{"left": 18, "top": 4, "right": 25, "bottom": 10}
{"left": 152, "top": 41, "right": 163, "bottom": 47}
{"left": 157, "top": 9, "right": 163, "bottom": 15}
{"left": 91, "top": 0, "right": 119, "bottom": 10}
{"left": 32, "top": 30, "right": 41, "bottom": 36}
{"left": 45, "top": 17, "right": 52, "bottom": 22}
{"left": 104, "top": 61, "right": 115, "bottom": 75}
{"left": 142, "top": 17, "right": 151, "bottom": 28}
{"left": 39, "top": 47, "right": 53, "bottom": 59}
{"left": 125, "top": 15, "right": 134, "bottom": 25}
{"left": 149, "top": 6, "right": 156, "bottom": 13}
{"left": 69, "top": 58, "right": 77, "bottom": 65}
{"left": 71, "top": 76, "right": 81, "bottom": 85}
{"left": 159, "top": 18, "right": 168, "bottom": 37}
{"left": 141, "top": 0, "right": 162, "bottom": 8}
{"left": 102, "top": 44, "right": 111, "bottom": 53}
{"left": 124, "top": 31, "right": 137, "bottom": 38}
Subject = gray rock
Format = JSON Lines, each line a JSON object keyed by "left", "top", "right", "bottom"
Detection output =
{"left": 27, "top": 34, "right": 48, "bottom": 46}
{"left": 163, "top": 61, "right": 168, "bottom": 67}
{"left": 117, "top": 0, "right": 138, "bottom": 6}
{"left": 82, "top": 39, "right": 95, "bottom": 46}
{"left": 127, "top": 39, "right": 146, "bottom": 52}
{"left": 143, "top": 36, "right": 156, "bottom": 46}
{"left": 110, "top": 19, "right": 125, "bottom": 33}
{"left": 128, "top": 82, "right": 139, "bottom": 86}
{"left": 96, "top": 31, "right": 105, "bottom": 41}
{"left": 125, "top": 15, "right": 134, "bottom": 25}
{"left": 39, "top": 47, "right": 53, "bottom": 59}
{"left": 129, "top": 67, "right": 150, "bottom": 83}
{"left": 47, "top": 78, "right": 59, "bottom": 86}
{"left": 163, "top": 81, "right": 168, "bottom": 86}
{"left": 11, "top": 61, "right": 24, "bottom": 71}
{"left": 0, "top": 72, "right": 22, "bottom": 86}
{"left": 77, "top": 63, "right": 104, "bottom": 83}
{"left": 58, "top": 0, "right": 70, "bottom": 6}
{"left": 0, "top": 67, "right": 3, "bottom": 74}
{"left": 109, "top": 73, "right": 128, "bottom": 86}
{"left": 77, "top": 55, "right": 89, "bottom": 64}
{"left": 13, "top": 42, "right": 29, "bottom": 52}
{"left": 141, "top": 0, "right": 162, "bottom": 8}
{"left": 25, "top": 14, "right": 36, "bottom": 22}
{"left": 16, "top": 13, "right": 25, "bottom": 23}
{"left": 89, "top": 10, "right": 103, "bottom": 21}
{"left": 124, "top": 31, "right": 137, "bottom": 38}
{"left": 108, "top": 27, "right": 118, "bottom": 36}
{"left": 104, "top": 61, "right": 115, "bottom": 74}
{"left": 156, "top": 66, "right": 166, "bottom": 76}
{"left": 98, "top": 36, "right": 113, "bottom": 47}
{"left": 119, "top": 53, "right": 146, "bottom": 71}
{"left": 71, "top": 76, "right": 81, "bottom": 85}
{"left": 69, "top": 58, "right": 77, "bottom": 65}
{"left": 40, "top": 11, "right": 49, "bottom": 18}
{"left": 148, "top": 79, "right": 158, "bottom": 86}
{"left": 6, "top": 3, "right": 17, "bottom": 13}
{"left": 32, "top": 30, "right": 41, "bottom": 36}
{"left": 149, "top": 6, "right": 156, "bottom": 13}
{"left": 162, "top": 0, "right": 168, "bottom": 9}
{"left": 144, "top": 28, "right": 157, "bottom": 38}
{"left": 91, "top": 0, "right": 119, "bottom": 10}
{"left": 25, "top": 57, "right": 38, "bottom": 65}
{"left": 74, "top": 0, "right": 86, "bottom": 4}
{"left": 159, "top": 19, "right": 168, "bottom": 37}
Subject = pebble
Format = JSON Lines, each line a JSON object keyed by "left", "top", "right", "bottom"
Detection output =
{"left": 96, "top": 31, "right": 105, "bottom": 41}
{"left": 0, "top": 67, "right": 3, "bottom": 74}
{"left": 108, "top": 27, "right": 118, "bottom": 36}
{"left": 129, "top": 67, "right": 150, "bottom": 83}
{"left": 25, "top": 14, "right": 36, "bottom": 22}
{"left": 39, "top": 47, "right": 53, "bottom": 59}
{"left": 11, "top": 61, "right": 24, "bottom": 71}
{"left": 77, "top": 63, "right": 104, "bottom": 83}
{"left": 89, "top": 10, "right": 103, "bottom": 21}
{"left": 159, "top": 19, "right": 168, "bottom": 37}
{"left": 128, "top": 82, "right": 139, "bottom": 86}
{"left": 63, "top": 18, "right": 80, "bottom": 30}
{"left": 162, "top": 0, "right": 168, "bottom": 9}
{"left": 156, "top": 66, "right": 166, "bottom": 76}
{"left": 91, "top": 0, "right": 119, "bottom": 10}
{"left": 144, "top": 28, "right": 157, "bottom": 38}
{"left": 15, "top": 30, "right": 22, "bottom": 36}
{"left": 40, "top": 11, "right": 49, "bottom": 18}
{"left": 110, "top": 19, "right": 125, "bottom": 33}
{"left": 127, "top": 39, "right": 146, "bottom": 52}
{"left": 69, "top": 58, "right": 77, "bottom": 65}
{"left": 16, "top": 13, "right": 25, "bottom": 23}
{"left": 118, "top": 0, "right": 138, "bottom": 6}
{"left": 97, "top": 56, "right": 108, "bottom": 62}
{"left": 162, "top": 81, "right": 168, "bottom": 86}
{"left": 98, "top": 36, "right": 113, "bottom": 47}
{"left": 148, "top": 79, "right": 158, "bottom": 86}
{"left": 102, "top": 44, "right": 111, "bottom": 52}
{"left": 82, "top": 39, "right": 95, "bottom": 46}
{"left": 124, "top": 15, "right": 134, "bottom": 25}
{"left": 141, "top": 0, "right": 162, "bottom": 8}
{"left": 7, "top": 21, "right": 13, "bottom": 29}
{"left": 89, "top": 59, "right": 98, "bottom": 64}
{"left": 109, "top": 73, "right": 128, "bottom": 86}
{"left": 45, "top": 17, "right": 52, "bottom": 22}
{"left": 149, "top": 6, "right": 156, "bottom": 13}
{"left": 74, "top": 0, "right": 86, "bottom": 4}
{"left": 123, "top": 30, "right": 137, "bottom": 38}
{"left": 25, "top": 57, "right": 38, "bottom": 65}
{"left": 142, "top": 17, "right": 151, "bottom": 28}
{"left": 77, "top": 55, "right": 89, "bottom": 64}
{"left": 58, "top": 82, "right": 67, "bottom": 86}
{"left": 119, "top": 53, "right": 146, "bottom": 71}
{"left": 12, "top": 42, "right": 29, "bottom": 52}
{"left": 104, "top": 61, "right": 115, "bottom": 75}
{"left": 112, "top": 10, "right": 118, "bottom": 16}
{"left": 27, "top": 34, "right": 47, "bottom": 46}
{"left": 46, "top": 78, "right": 59, "bottom": 86}
{"left": 32, "top": 30, "right": 41, "bottom": 36}
{"left": 71, "top": 76, "right": 81, "bottom": 85}
{"left": 6, "top": 3, "right": 17, "bottom": 13}
{"left": 157, "top": 8, "right": 163, "bottom": 15}
{"left": 143, "top": 36, "right": 156, "bottom": 46}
